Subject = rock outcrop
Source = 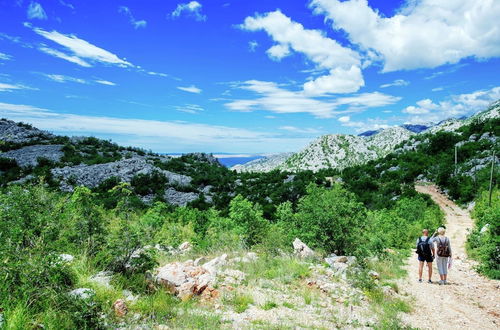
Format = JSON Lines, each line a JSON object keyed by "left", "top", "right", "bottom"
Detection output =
{"left": 0, "top": 144, "right": 64, "bottom": 167}
{"left": 51, "top": 157, "right": 192, "bottom": 192}
{"left": 0, "top": 119, "right": 53, "bottom": 144}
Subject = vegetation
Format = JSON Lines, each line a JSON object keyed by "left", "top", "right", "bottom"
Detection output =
{"left": 467, "top": 189, "right": 500, "bottom": 279}
{"left": 0, "top": 112, "right": 497, "bottom": 327}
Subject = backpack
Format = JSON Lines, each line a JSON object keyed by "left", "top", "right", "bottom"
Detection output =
{"left": 437, "top": 237, "right": 450, "bottom": 257}
{"left": 416, "top": 236, "right": 432, "bottom": 257}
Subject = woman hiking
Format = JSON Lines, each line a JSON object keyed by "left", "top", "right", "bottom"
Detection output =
{"left": 435, "top": 227, "right": 452, "bottom": 285}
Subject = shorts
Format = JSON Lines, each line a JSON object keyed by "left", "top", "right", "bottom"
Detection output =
{"left": 418, "top": 255, "right": 434, "bottom": 263}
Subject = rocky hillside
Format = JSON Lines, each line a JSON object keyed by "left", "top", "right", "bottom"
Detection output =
{"left": 231, "top": 153, "right": 293, "bottom": 173}
{"left": 233, "top": 100, "right": 500, "bottom": 173}
{"left": 0, "top": 119, "right": 222, "bottom": 206}
{"left": 280, "top": 127, "right": 414, "bottom": 172}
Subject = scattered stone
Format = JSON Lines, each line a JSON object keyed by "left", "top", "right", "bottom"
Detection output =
{"left": 113, "top": 299, "right": 128, "bottom": 317}
{"left": 154, "top": 254, "right": 228, "bottom": 300}
{"left": 69, "top": 288, "right": 95, "bottom": 300}
{"left": 58, "top": 254, "right": 74, "bottom": 263}
{"left": 292, "top": 238, "right": 315, "bottom": 258}
{"left": 90, "top": 271, "right": 113, "bottom": 289}
{"left": 122, "top": 290, "right": 138, "bottom": 302}
{"left": 368, "top": 271, "right": 380, "bottom": 280}
{"left": 219, "top": 269, "right": 246, "bottom": 286}
{"left": 480, "top": 224, "right": 490, "bottom": 234}
{"left": 178, "top": 241, "right": 192, "bottom": 253}
{"left": 194, "top": 257, "right": 207, "bottom": 266}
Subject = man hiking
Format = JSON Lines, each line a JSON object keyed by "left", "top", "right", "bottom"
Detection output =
{"left": 416, "top": 229, "right": 435, "bottom": 283}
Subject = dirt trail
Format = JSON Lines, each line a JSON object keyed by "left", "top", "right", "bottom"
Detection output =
{"left": 399, "top": 184, "right": 499, "bottom": 329}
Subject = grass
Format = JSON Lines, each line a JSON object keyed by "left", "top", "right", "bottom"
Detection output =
{"left": 261, "top": 301, "right": 278, "bottom": 310}
{"left": 131, "top": 290, "right": 178, "bottom": 320}
{"left": 222, "top": 292, "right": 254, "bottom": 313}
{"left": 359, "top": 250, "right": 414, "bottom": 329}
{"left": 233, "top": 254, "right": 311, "bottom": 285}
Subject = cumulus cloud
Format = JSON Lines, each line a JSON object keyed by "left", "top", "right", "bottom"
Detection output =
{"left": 310, "top": 0, "right": 500, "bottom": 72}
{"left": 171, "top": 1, "right": 206, "bottom": 21}
{"left": 403, "top": 86, "right": 500, "bottom": 124}
{"left": 27, "top": 2, "right": 47, "bottom": 20}
{"left": 177, "top": 85, "right": 202, "bottom": 93}
{"left": 240, "top": 10, "right": 363, "bottom": 95}
{"left": 119, "top": 6, "right": 147, "bottom": 29}
{"left": 380, "top": 79, "right": 410, "bottom": 88}
{"left": 28, "top": 25, "right": 132, "bottom": 67}
{"left": 225, "top": 80, "right": 400, "bottom": 118}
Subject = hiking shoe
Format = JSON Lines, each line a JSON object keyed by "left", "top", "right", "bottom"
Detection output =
{"left": 428, "top": 280, "right": 433, "bottom": 284}
{"left": 443, "top": 280, "right": 447, "bottom": 285}
{"left": 418, "top": 279, "right": 423, "bottom": 283}
{"left": 439, "top": 280, "right": 444, "bottom": 285}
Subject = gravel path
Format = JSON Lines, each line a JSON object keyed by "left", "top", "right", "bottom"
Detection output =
{"left": 399, "top": 184, "right": 499, "bottom": 329}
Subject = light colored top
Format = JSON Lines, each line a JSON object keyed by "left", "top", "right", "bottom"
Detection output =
{"left": 416, "top": 236, "right": 434, "bottom": 248}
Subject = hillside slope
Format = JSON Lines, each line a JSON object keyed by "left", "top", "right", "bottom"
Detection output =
{"left": 281, "top": 127, "right": 414, "bottom": 172}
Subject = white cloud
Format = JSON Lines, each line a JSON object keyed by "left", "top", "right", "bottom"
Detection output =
{"left": 0, "top": 82, "right": 34, "bottom": 92}
{"left": 338, "top": 116, "right": 350, "bottom": 123}
{"left": 310, "top": 0, "right": 500, "bottom": 72}
{"left": 43, "top": 74, "right": 115, "bottom": 86}
{"left": 177, "top": 85, "right": 202, "bottom": 93}
{"left": 432, "top": 87, "right": 444, "bottom": 92}
{"left": 38, "top": 46, "right": 92, "bottom": 67}
{"left": 175, "top": 104, "right": 204, "bottom": 114}
{"left": 44, "top": 74, "right": 87, "bottom": 84}
{"left": 380, "top": 79, "right": 410, "bottom": 88}
{"left": 29, "top": 26, "right": 132, "bottom": 67}
{"left": 279, "top": 126, "right": 322, "bottom": 134}
{"left": 95, "top": 80, "right": 116, "bottom": 86}
{"left": 0, "top": 52, "right": 12, "bottom": 61}
{"left": 119, "top": 6, "right": 147, "bottom": 29}
{"left": 403, "top": 86, "right": 500, "bottom": 124}
{"left": 248, "top": 40, "right": 259, "bottom": 52}
{"left": 340, "top": 117, "right": 390, "bottom": 133}
{"left": 171, "top": 1, "right": 206, "bottom": 21}
{"left": 27, "top": 2, "right": 47, "bottom": 20}
{"left": 266, "top": 44, "right": 290, "bottom": 61}
{"left": 240, "top": 10, "right": 363, "bottom": 95}
{"left": 225, "top": 80, "right": 400, "bottom": 118}
{"left": 303, "top": 65, "right": 364, "bottom": 96}
{"left": 58, "top": 0, "right": 74, "bottom": 10}
{"left": 0, "top": 102, "right": 314, "bottom": 153}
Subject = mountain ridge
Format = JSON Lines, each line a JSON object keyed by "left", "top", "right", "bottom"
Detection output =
{"left": 232, "top": 100, "right": 500, "bottom": 173}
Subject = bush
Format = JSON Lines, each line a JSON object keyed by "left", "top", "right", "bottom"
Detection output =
{"left": 468, "top": 189, "right": 500, "bottom": 279}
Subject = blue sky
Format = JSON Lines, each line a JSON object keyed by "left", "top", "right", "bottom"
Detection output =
{"left": 0, "top": 0, "right": 499, "bottom": 153}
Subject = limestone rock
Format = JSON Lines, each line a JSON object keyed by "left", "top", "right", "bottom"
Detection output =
{"left": 178, "top": 241, "right": 192, "bottom": 253}
{"left": 292, "top": 238, "right": 315, "bottom": 258}
{"left": 69, "top": 288, "right": 95, "bottom": 300}
{"left": 0, "top": 144, "right": 64, "bottom": 168}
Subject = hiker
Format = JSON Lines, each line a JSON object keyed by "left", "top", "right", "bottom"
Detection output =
{"left": 435, "top": 227, "right": 452, "bottom": 285}
{"left": 416, "top": 229, "right": 435, "bottom": 283}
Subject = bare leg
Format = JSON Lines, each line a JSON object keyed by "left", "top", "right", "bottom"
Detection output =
{"left": 427, "top": 262, "right": 433, "bottom": 281}
{"left": 418, "top": 261, "right": 424, "bottom": 280}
